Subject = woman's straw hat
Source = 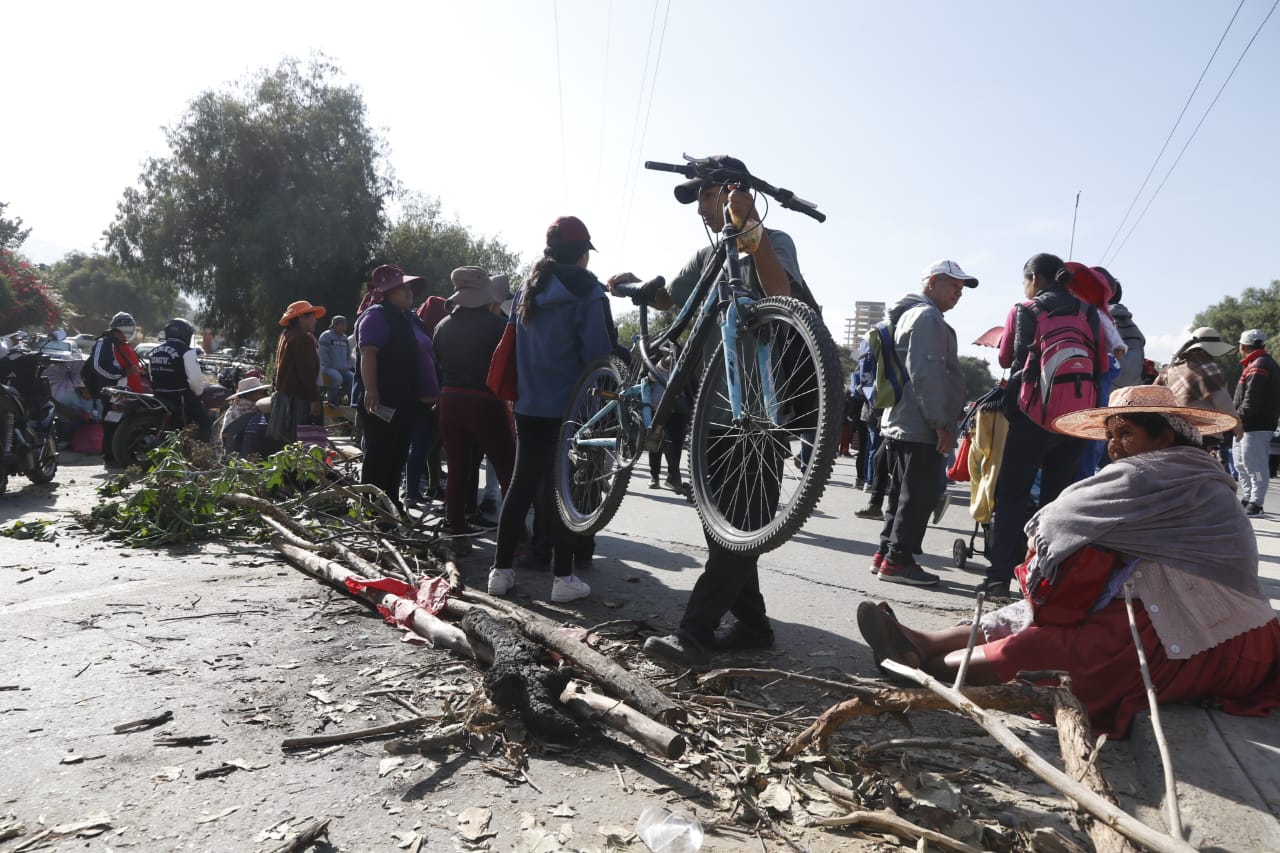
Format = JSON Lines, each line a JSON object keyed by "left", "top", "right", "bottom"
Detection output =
{"left": 1052, "top": 385, "right": 1239, "bottom": 441}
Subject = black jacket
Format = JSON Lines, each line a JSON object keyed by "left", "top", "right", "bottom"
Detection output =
{"left": 1234, "top": 349, "right": 1280, "bottom": 432}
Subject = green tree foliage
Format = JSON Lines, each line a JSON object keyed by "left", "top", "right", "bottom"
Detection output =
{"left": 379, "top": 194, "right": 524, "bottom": 298}
{"left": 958, "top": 355, "right": 997, "bottom": 401}
{"left": 50, "top": 252, "right": 181, "bottom": 335}
{"left": 105, "top": 57, "right": 392, "bottom": 346}
{"left": 1193, "top": 279, "right": 1280, "bottom": 389}
{"left": 0, "top": 202, "right": 31, "bottom": 252}
{"left": 0, "top": 249, "right": 63, "bottom": 330}
{"left": 613, "top": 307, "right": 674, "bottom": 349}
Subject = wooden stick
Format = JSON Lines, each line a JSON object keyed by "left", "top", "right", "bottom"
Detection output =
{"left": 1051, "top": 684, "right": 1137, "bottom": 853}
{"left": 813, "top": 809, "right": 982, "bottom": 853}
{"left": 378, "top": 537, "right": 415, "bottom": 584}
{"left": 383, "top": 724, "right": 468, "bottom": 755}
{"left": 112, "top": 709, "right": 173, "bottom": 733}
{"left": 329, "top": 541, "right": 383, "bottom": 580}
{"left": 221, "top": 493, "right": 313, "bottom": 538}
{"left": 558, "top": 680, "right": 686, "bottom": 760}
{"left": 281, "top": 716, "right": 436, "bottom": 749}
{"left": 1123, "top": 582, "right": 1184, "bottom": 842}
{"left": 458, "top": 588, "right": 684, "bottom": 725}
{"left": 953, "top": 592, "right": 985, "bottom": 690}
{"left": 881, "top": 660, "right": 1195, "bottom": 853}
{"left": 777, "top": 683, "right": 1053, "bottom": 760}
{"left": 699, "top": 667, "right": 878, "bottom": 694}
{"left": 269, "top": 818, "right": 331, "bottom": 853}
{"left": 261, "top": 517, "right": 331, "bottom": 554}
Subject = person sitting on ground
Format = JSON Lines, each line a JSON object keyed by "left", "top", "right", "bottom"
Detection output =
{"left": 856, "top": 384, "right": 1280, "bottom": 737}
{"left": 220, "top": 376, "right": 272, "bottom": 452}
{"left": 317, "top": 315, "right": 353, "bottom": 406}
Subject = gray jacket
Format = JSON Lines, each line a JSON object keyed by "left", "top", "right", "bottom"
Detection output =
{"left": 881, "top": 293, "right": 965, "bottom": 444}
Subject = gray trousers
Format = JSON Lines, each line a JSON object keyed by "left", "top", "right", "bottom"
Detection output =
{"left": 1234, "top": 430, "right": 1271, "bottom": 506}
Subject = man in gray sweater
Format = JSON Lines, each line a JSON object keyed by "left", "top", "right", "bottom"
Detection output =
{"left": 870, "top": 260, "right": 975, "bottom": 585}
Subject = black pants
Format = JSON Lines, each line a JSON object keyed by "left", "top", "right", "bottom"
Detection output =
{"left": 675, "top": 420, "right": 781, "bottom": 644}
{"left": 987, "top": 410, "right": 1084, "bottom": 583}
{"left": 158, "top": 390, "right": 213, "bottom": 443}
{"left": 359, "top": 402, "right": 418, "bottom": 513}
{"left": 495, "top": 414, "right": 588, "bottom": 577}
{"left": 877, "top": 437, "right": 942, "bottom": 565}
{"left": 867, "top": 436, "right": 891, "bottom": 502}
{"left": 647, "top": 410, "right": 688, "bottom": 483}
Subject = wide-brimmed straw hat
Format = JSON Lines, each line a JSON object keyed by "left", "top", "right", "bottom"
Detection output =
{"left": 228, "top": 376, "right": 272, "bottom": 399}
{"left": 279, "top": 300, "right": 326, "bottom": 327}
{"left": 448, "top": 266, "right": 511, "bottom": 309}
{"left": 1053, "top": 385, "right": 1239, "bottom": 441}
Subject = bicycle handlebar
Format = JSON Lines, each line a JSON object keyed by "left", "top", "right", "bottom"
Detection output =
{"left": 644, "top": 157, "right": 826, "bottom": 223}
{"left": 613, "top": 276, "right": 666, "bottom": 306}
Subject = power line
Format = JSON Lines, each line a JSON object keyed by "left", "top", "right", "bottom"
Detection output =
{"left": 1108, "top": 0, "right": 1278, "bottom": 264}
{"left": 595, "top": 0, "right": 613, "bottom": 190}
{"left": 553, "top": 0, "right": 569, "bottom": 201}
{"left": 1097, "top": 0, "right": 1246, "bottom": 262}
{"left": 620, "top": 0, "right": 672, "bottom": 248}
{"left": 617, "top": 1, "right": 662, "bottom": 231}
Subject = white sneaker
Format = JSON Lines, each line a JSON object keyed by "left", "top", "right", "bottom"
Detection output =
{"left": 551, "top": 575, "right": 590, "bottom": 603}
{"left": 487, "top": 568, "right": 515, "bottom": 596}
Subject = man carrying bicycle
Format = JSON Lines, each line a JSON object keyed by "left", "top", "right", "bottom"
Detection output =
{"left": 613, "top": 155, "right": 812, "bottom": 668}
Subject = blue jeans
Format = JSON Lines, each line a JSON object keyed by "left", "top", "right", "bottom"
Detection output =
{"left": 320, "top": 367, "right": 353, "bottom": 405}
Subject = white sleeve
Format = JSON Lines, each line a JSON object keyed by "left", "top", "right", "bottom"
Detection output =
{"left": 184, "top": 349, "right": 205, "bottom": 394}
{"left": 1100, "top": 314, "right": 1126, "bottom": 354}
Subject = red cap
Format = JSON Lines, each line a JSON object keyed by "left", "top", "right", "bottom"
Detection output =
{"left": 546, "top": 216, "right": 595, "bottom": 250}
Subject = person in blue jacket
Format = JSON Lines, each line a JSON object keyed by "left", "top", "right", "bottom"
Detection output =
{"left": 487, "top": 216, "right": 623, "bottom": 603}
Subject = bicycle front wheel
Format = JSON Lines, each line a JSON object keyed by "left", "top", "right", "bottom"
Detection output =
{"left": 555, "top": 357, "right": 638, "bottom": 534}
{"left": 689, "top": 296, "right": 842, "bottom": 553}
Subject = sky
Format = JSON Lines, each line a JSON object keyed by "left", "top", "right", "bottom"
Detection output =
{"left": 4, "top": 1, "right": 1278, "bottom": 368}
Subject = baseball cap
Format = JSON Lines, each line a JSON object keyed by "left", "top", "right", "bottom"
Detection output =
{"left": 546, "top": 216, "right": 595, "bottom": 251}
{"left": 1240, "top": 329, "right": 1267, "bottom": 347}
{"left": 673, "top": 155, "right": 750, "bottom": 205}
{"left": 922, "top": 259, "right": 979, "bottom": 288}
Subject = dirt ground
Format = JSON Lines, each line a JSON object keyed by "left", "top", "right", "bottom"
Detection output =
{"left": 0, "top": 455, "right": 1111, "bottom": 852}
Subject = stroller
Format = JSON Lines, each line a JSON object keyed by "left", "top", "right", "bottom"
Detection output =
{"left": 949, "top": 383, "right": 1008, "bottom": 570}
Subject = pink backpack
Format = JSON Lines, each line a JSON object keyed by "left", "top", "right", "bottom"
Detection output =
{"left": 1016, "top": 299, "right": 1102, "bottom": 429}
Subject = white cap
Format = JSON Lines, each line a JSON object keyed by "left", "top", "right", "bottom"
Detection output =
{"left": 1240, "top": 329, "right": 1267, "bottom": 346}
{"left": 922, "top": 259, "right": 979, "bottom": 288}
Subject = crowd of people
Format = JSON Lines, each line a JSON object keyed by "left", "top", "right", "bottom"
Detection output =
{"left": 68, "top": 154, "right": 1280, "bottom": 738}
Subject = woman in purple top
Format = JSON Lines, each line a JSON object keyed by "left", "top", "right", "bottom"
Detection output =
{"left": 353, "top": 264, "right": 440, "bottom": 515}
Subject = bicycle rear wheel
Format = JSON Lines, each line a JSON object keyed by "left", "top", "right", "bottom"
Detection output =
{"left": 555, "top": 357, "right": 639, "bottom": 534}
{"left": 689, "top": 296, "right": 842, "bottom": 553}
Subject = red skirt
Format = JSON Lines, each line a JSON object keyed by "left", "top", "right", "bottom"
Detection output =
{"left": 984, "top": 600, "right": 1280, "bottom": 737}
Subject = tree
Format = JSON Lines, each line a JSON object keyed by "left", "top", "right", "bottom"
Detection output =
{"left": 613, "top": 307, "right": 674, "bottom": 350}
{"left": 49, "top": 252, "right": 182, "bottom": 335}
{"left": 378, "top": 194, "right": 524, "bottom": 298}
{"left": 1194, "top": 279, "right": 1280, "bottom": 389}
{"left": 106, "top": 56, "right": 392, "bottom": 346}
{"left": 959, "top": 355, "right": 997, "bottom": 402}
{"left": 0, "top": 249, "right": 64, "bottom": 330}
{"left": 0, "top": 202, "right": 31, "bottom": 252}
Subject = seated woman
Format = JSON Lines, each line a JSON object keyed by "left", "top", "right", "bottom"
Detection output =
{"left": 857, "top": 385, "right": 1280, "bottom": 737}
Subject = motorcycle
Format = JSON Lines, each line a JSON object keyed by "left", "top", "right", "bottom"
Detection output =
{"left": 103, "top": 384, "right": 230, "bottom": 467}
{"left": 0, "top": 345, "right": 59, "bottom": 496}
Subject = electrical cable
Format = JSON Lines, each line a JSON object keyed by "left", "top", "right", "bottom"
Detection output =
{"left": 553, "top": 0, "right": 569, "bottom": 200}
{"left": 1108, "top": 0, "right": 1278, "bottom": 264}
{"left": 619, "top": 0, "right": 673, "bottom": 248}
{"left": 595, "top": 0, "right": 613, "bottom": 190}
{"left": 617, "top": 1, "right": 662, "bottom": 241}
{"left": 1097, "top": 0, "right": 1246, "bottom": 263}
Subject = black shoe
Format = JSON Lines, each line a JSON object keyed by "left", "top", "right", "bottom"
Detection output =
{"left": 854, "top": 504, "right": 884, "bottom": 521}
{"left": 648, "top": 479, "right": 660, "bottom": 489}
{"left": 978, "top": 578, "right": 1015, "bottom": 603}
{"left": 1246, "top": 503, "right": 1264, "bottom": 517}
{"left": 710, "top": 621, "right": 775, "bottom": 651}
{"left": 643, "top": 633, "right": 710, "bottom": 669}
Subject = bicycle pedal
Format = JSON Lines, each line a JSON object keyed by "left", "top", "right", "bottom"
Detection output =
{"left": 589, "top": 388, "right": 618, "bottom": 400}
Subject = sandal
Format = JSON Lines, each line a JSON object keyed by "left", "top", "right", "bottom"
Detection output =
{"left": 857, "top": 601, "right": 922, "bottom": 677}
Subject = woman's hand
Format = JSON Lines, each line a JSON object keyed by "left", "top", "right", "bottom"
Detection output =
{"left": 364, "top": 388, "right": 381, "bottom": 414}
{"left": 607, "top": 272, "right": 641, "bottom": 296}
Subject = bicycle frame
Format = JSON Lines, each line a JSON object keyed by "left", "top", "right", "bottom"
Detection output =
{"left": 570, "top": 203, "right": 780, "bottom": 461}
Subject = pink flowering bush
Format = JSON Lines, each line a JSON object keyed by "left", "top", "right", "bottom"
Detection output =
{"left": 0, "top": 249, "right": 62, "bottom": 330}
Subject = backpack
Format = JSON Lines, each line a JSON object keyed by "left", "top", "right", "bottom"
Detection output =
{"left": 81, "top": 335, "right": 109, "bottom": 397}
{"left": 865, "top": 319, "right": 909, "bottom": 409}
{"left": 1015, "top": 299, "right": 1102, "bottom": 428}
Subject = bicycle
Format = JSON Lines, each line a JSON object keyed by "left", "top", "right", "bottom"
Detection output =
{"left": 554, "top": 155, "right": 843, "bottom": 554}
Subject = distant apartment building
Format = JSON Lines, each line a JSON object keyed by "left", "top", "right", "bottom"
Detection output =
{"left": 844, "top": 301, "right": 886, "bottom": 349}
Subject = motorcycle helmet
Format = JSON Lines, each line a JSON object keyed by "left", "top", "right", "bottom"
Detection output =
{"left": 162, "top": 318, "right": 195, "bottom": 346}
{"left": 109, "top": 311, "right": 137, "bottom": 340}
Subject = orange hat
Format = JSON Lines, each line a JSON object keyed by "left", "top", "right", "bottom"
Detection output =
{"left": 279, "top": 300, "right": 326, "bottom": 327}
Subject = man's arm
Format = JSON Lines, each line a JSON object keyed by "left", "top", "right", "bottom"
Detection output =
{"left": 92, "top": 338, "right": 126, "bottom": 381}
{"left": 901, "top": 307, "right": 956, "bottom": 451}
{"left": 183, "top": 349, "right": 205, "bottom": 395}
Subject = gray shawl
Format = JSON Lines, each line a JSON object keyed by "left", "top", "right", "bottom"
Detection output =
{"left": 1026, "top": 446, "right": 1260, "bottom": 596}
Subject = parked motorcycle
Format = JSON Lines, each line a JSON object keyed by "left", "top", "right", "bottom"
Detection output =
{"left": 103, "top": 385, "right": 230, "bottom": 467}
{"left": 0, "top": 346, "right": 59, "bottom": 495}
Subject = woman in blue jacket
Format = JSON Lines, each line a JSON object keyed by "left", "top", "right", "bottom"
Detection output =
{"left": 488, "top": 216, "right": 615, "bottom": 603}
